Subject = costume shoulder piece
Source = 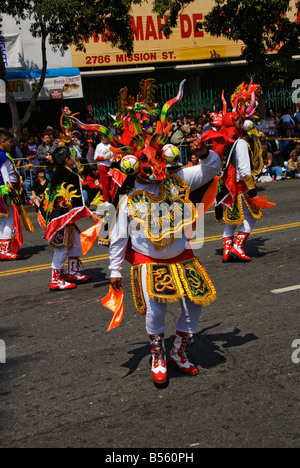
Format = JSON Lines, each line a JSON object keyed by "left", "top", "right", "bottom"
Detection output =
{"left": 38, "top": 167, "right": 90, "bottom": 242}
{"left": 0, "top": 149, "right": 8, "bottom": 166}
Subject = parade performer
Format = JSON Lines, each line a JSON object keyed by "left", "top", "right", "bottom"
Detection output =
{"left": 66, "top": 79, "right": 220, "bottom": 385}
{"left": 38, "top": 115, "right": 100, "bottom": 291}
{"left": 0, "top": 128, "right": 34, "bottom": 261}
{"left": 201, "top": 82, "right": 274, "bottom": 262}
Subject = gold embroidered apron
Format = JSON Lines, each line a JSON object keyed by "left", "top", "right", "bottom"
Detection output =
{"left": 131, "top": 257, "right": 217, "bottom": 315}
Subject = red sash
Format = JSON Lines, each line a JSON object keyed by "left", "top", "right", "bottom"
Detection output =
{"left": 133, "top": 248, "right": 194, "bottom": 265}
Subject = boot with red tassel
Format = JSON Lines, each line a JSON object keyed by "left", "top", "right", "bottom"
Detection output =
{"left": 168, "top": 331, "right": 199, "bottom": 376}
{"left": 50, "top": 268, "right": 77, "bottom": 291}
{"left": 229, "top": 231, "right": 251, "bottom": 262}
{"left": 222, "top": 236, "right": 234, "bottom": 263}
{"left": 0, "top": 239, "right": 23, "bottom": 260}
{"left": 149, "top": 334, "right": 168, "bottom": 385}
{"left": 66, "top": 257, "right": 91, "bottom": 284}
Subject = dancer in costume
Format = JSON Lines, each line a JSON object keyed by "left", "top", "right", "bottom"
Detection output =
{"left": 201, "top": 82, "right": 273, "bottom": 262}
{"left": 66, "top": 79, "right": 220, "bottom": 385}
{"left": 0, "top": 128, "right": 34, "bottom": 260}
{"left": 38, "top": 117, "right": 100, "bottom": 291}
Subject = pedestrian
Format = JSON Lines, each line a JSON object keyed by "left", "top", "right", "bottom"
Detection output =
{"left": 31, "top": 168, "right": 49, "bottom": 209}
{"left": 100, "top": 80, "right": 220, "bottom": 385}
{"left": 20, "top": 150, "right": 40, "bottom": 201}
{"left": 94, "top": 134, "right": 114, "bottom": 204}
{"left": 36, "top": 131, "right": 58, "bottom": 181}
{"left": 205, "top": 82, "right": 275, "bottom": 263}
{"left": 287, "top": 146, "right": 300, "bottom": 178}
{"left": 168, "top": 113, "right": 190, "bottom": 165}
{"left": 38, "top": 146, "right": 100, "bottom": 291}
{"left": 0, "top": 128, "right": 26, "bottom": 260}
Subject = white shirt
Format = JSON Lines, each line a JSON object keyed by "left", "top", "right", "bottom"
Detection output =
{"left": 94, "top": 142, "right": 113, "bottom": 167}
{"left": 108, "top": 150, "right": 221, "bottom": 277}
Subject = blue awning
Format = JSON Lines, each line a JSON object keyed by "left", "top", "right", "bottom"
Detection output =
{"left": 6, "top": 68, "right": 80, "bottom": 79}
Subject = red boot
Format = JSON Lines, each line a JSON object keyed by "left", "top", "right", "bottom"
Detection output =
{"left": 229, "top": 232, "right": 251, "bottom": 262}
{"left": 222, "top": 236, "right": 234, "bottom": 263}
{"left": 149, "top": 334, "right": 168, "bottom": 385}
{"left": 168, "top": 331, "right": 199, "bottom": 376}
{"left": 0, "top": 239, "right": 23, "bottom": 260}
{"left": 66, "top": 257, "right": 91, "bottom": 284}
{"left": 50, "top": 269, "right": 77, "bottom": 291}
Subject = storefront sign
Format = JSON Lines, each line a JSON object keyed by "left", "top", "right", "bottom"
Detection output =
{"left": 0, "top": 69, "right": 83, "bottom": 102}
{"left": 70, "top": 0, "right": 298, "bottom": 68}
{"left": 70, "top": 1, "right": 244, "bottom": 68}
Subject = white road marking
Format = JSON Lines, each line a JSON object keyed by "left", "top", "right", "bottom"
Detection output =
{"left": 271, "top": 285, "right": 300, "bottom": 294}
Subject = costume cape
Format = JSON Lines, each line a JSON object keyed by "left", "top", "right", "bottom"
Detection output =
{"left": 37, "top": 166, "right": 91, "bottom": 242}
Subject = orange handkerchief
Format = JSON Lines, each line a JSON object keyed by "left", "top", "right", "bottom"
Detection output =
{"left": 80, "top": 221, "right": 102, "bottom": 256}
{"left": 248, "top": 196, "right": 276, "bottom": 210}
{"left": 101, "top": 286, "right": 124, "bottom": 332}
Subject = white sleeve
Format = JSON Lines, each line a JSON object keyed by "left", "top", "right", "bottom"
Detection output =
{"left": 235, "top": 139, "right": 251, "bottom": 177}
{"left": 108, "top": 196, "right": 130, "bottom": 278}
{"left": 176, "top": 150, "right": 220, "bottom": 192}
{"left": 1, "top": 159, "right": 17, "bottom": 185}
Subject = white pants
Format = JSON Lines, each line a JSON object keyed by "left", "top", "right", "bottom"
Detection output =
{"left": 0, "top": 202, "right": 14, "bottom": 240}
{"left": 223, "top": 197, "right": 256, "bottom": 238}
{"left": 141, "top": 264, "right": 202, "bottom": 335}
{"left": 51, "top": 228, "right": 82, "bottom": 270}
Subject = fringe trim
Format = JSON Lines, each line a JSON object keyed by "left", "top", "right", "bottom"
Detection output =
{"left": 242, "top": 193, "right": 264, "bottom": 220}
{"left": 131, "top": 264, "right": 147, "bottom": 315}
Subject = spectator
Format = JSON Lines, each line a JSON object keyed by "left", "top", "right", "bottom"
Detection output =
{"left": 20, "top": 150, "right": 40, "bottom": 201}
{"left": 81, "top": 130, "right": 97, "bottom": 165}
{"left": 253, "top": 113, "right": 269, "bottom": 137}
{"left": 168, "top": 113, "right": 190, "bottom": 165}
{"left": 21, "top": 134, "right": 38, "bottom": 157}
{"left": 36, "top": 131, "right": 58, "bottom": 180}
{"left": 31, "top": 168, "right": 49, "bottom": 209}
{"left": 94, "top": 134, "right": 114, "bottom": 204}
{"left": 279, "top": 107, "right": 297, "bottom": 136}
{"left": 279, "top": 128, "right": 295, "bottom": 160}
{"left": 186, "top": 127, "right": 198, "bottom": 149}
{"left": 86, "top": 165, "right": 103, "bottom": 202}
{"left": 196, "top": 123, "right": 203, "bottom": 138}
{"left": 261, "top": 142, "right": 285, "bottom": 181}
{"left": 266, "top": 109, "right": 280, "bottom": 136}
{"left": 287, "top": 145, "right": 300, "bottom": 178}
{"left": 188, "top": 154, "right": 200, "bottom": 166}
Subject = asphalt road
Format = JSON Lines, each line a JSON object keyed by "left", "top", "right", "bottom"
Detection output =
{"left": 0, "top": 179, "right": 299, "bottom": 449}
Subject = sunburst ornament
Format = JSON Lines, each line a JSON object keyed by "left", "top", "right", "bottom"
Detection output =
{"left": 56, "top": 183, "right": 81, "bottom": 206}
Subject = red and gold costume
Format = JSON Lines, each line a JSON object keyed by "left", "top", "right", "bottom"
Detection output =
{"left": 66, "top": 79, "right": 220, "bottom": 385}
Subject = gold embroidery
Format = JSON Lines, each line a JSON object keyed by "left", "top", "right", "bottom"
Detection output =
{"left": 130, "top": 257, "right": 216, "bottom": 310}
{"left": 127, "top": 174, "right": 197, "bottom": 250}
{"left": 242, "top": 174, "right": 256, "bottom": 190}
{"left": 223, "top": 195, "right": 244, "bottom": 226}
{"left": 246, "top": 137, "right": 263, "bottom": 177}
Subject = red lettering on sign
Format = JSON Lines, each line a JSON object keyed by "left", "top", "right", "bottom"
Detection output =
{"left": 145, "top": 16, "right": 158, "bottom": 40}
{"left": 157, "top": 16, "right": 170, "bottom": 40}
{"left": 180, "top": 14, "right": 192, "bottom": 38}
{"left": 131, "top": 16, "right": 144, "bottom": 40}
{"left": 193, "top": 14, "right": 204, "bottom": 38}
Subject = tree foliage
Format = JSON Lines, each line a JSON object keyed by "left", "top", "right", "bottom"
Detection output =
{"left": 203, "top": 0, "right": 300, "bottom": 90}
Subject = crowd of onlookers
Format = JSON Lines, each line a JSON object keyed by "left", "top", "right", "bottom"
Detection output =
{"left": 6, "top": 104, "right": 300, "bottom": 210}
